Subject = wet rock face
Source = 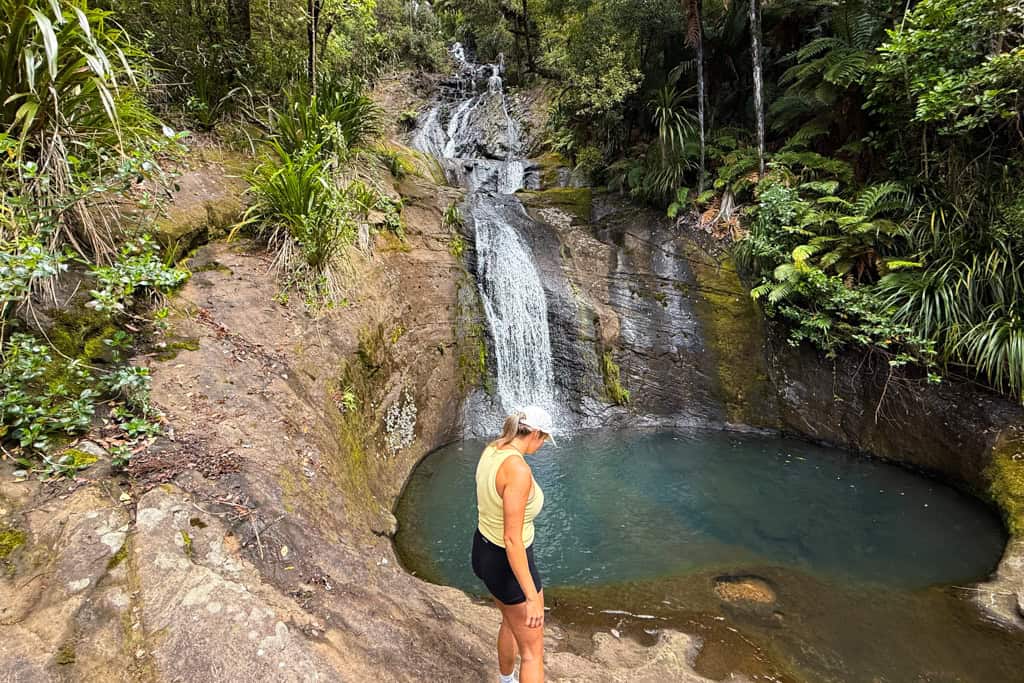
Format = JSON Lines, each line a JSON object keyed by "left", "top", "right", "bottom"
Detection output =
{"left": 766, "top": 331, "right": 1024, "bottom": 487}
{"left": 590, "top": 203, "right": 721, "bottom": 423}
{"left": 516, "top": 193, "right": 747, "bottom": 427}
{"left": 467, "top": 90, "right": 520, "bottom": 160}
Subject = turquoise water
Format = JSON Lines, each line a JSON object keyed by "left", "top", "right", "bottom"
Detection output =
{"left": 395, "top": 430, "right": 1005, "bottom": 591}
{"left": 394, "top": 430, "right": 1023, "bottom": 682}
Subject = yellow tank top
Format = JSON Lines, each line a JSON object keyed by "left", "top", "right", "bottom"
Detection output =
{"left": 475, "top": 444, "right": 544, "bottom": 548}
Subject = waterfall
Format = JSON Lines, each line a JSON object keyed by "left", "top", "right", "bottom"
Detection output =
{"left": 411, "top": 44, "right": 559, "bottom": 421}
{"left": 473, "top": 197, "right": 556, "bottom": 411}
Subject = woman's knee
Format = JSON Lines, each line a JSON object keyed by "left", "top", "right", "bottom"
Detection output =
{"left": 518, "top": 636, "right": 543, "bottom": 662}
{"left": 510, "top": 623, "right": 544, "bottom": 655}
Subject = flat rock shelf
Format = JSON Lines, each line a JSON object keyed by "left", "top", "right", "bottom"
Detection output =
{"left": 395, "top": 429, "right": 1024, "bottom": 682}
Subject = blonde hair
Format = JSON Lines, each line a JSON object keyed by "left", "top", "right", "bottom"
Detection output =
{"left": 492, "top": 411, "right": 535, "bottom": 449}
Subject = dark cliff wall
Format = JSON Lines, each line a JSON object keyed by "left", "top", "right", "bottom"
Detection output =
{"left": 765, "top": 325, "right": 1024, "bottom": 493}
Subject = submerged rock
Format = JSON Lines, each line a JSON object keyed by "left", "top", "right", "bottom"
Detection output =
{"left": 713, "top": 575, "right": 777, "bottom": 605}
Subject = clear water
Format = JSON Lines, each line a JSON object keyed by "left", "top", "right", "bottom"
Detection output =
{"left": 394, "top": 430, "right": 1022, "bottom": 682}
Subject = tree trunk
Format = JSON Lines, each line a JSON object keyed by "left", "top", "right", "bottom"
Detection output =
{"left": 749, "top": 0, "right": 766, "bottom": 177}
{"left": 227, "top": 0, "right": 251, "bottom": 43}
{"left": 521, "top": 0, "right": 535, "bottom": 73}
{"left": 686, "top": 0, "right": 707, "bottom": 192}
{"left": 307, "top": 0, "right": 318, "bottom": 93}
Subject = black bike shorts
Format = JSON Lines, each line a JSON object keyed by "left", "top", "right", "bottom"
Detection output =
{"left": 471, "top": 528, "right": 542, "bottom": 605}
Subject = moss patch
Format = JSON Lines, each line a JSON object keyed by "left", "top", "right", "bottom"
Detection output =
{"left": 319, "top": 324, "right": 396, "bottom": 526}
{"left": 59, "top": 448, "right": 99, "bottom": 470}
{"left": 534, "top": 151, "right": 571, "bottom": 188}
{"left": 600, "top": 351, "right": 630, "bottom": 405}
{"left": 154, "top": 337, "right": 201, "bottom": 362}
{"left": 454, "top": 270, "right": 490, "bottom": 393}
{"left": 191, "top": 260, "right": 234, "bottom": 275}
{"left": 684, "top": 245, "right": 779, "bottom": 427}
{"left": 55, "top": 642, "right": 76, "bottom": 665}
{"left": 381, "top": 142, "right": 447, "bottom": 185}
{"left": 987, "top": 429, "right": 1024, "bottom": 536}
{"left": 0, "top": 525, "right": 26, "bottom": 560}
{"left": 517, "top": 187, "right": 593, "bottom": 224}
{"left": 106, "top": 542, "right": 129, "bottom": 570}
{"left": 48, "top": 305, "right": 119, "bottom": 364}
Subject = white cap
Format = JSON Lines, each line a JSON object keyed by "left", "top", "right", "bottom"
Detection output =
{"left": 519, "top": 405, "right": 556, "bottom": 446}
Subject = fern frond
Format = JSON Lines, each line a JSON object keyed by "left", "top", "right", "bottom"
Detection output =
{"left": 796, "top": 37, "right": 844, "bottom": 63}
{"left": 854, "top": 181, "right": 908, "bottom": 217}
{"left": 783, "top": 119, "right": 830, "bottom": 149}
{"left": 823, "top": 49, "right": 872, "bottom": 87}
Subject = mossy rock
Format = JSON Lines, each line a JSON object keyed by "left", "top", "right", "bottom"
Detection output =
{"left": 153, "top": 194, "right": 245, "bottom": 257}
{"left": 47, "top": 305, "right": 119, "bottom": 363}
{"left": 154, "top": 156, "right": 250, "bottom": 259}
{"left": 600, "top": 350, "right": 630, "bottom": 406}
{"left": 517, "top": 187, "right": 593, "bottom": 224}
{"left": 0, "top": 525, "right": 26, "bottom": 560}
{"left": 533, "top": 151, "right": 571, "bottom": 188}
{"left": 382, "top": 141, "right": 447, "bottom": 186}
{"left": 153, "top": 337, "right": 201, "bottom": 362}
{"left": 59, "top": 448, "right": 100, "bottom": 470}
{"left": 988, "top": 429, "right": 1024, "bottom": 536}
{"left": 684, "top": 245, "right": 779, "bottom": 428}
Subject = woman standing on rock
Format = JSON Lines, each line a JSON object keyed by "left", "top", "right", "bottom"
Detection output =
{"left": 472, "top": 405, "right": 555, "bottom": 683}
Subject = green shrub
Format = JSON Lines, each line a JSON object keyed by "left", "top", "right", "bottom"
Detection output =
{"left": 0, "top": 0, "right": 150, "bottom": 142}
{"left": 243, "top": 143, "right": 354, "bottom": 270}
{"left": 877, "top": 204, "right": 1024, "bottom": 399}
{"left": 443, "top": 203, "right": 465, "bottom": 257}
{"left": 271, "top": 80, "right": 381, "bottom": 161}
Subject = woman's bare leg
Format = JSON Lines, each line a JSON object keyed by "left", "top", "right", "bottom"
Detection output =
{"left": 494, "top": 599, "right": 519, "bottom": 676}
{"left": 495, "top": 590, "right": 544, "bottom": 683}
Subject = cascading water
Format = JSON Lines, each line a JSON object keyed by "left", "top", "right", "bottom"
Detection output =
{"left": 472, "top": 196, "right": 556, "bottom": 411}
{"left": 412, "top": 44, "right": 557, "bottom": 420}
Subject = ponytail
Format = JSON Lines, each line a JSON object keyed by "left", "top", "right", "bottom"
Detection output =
{"left": 493, "top": 411, "right": 533, "bottom": 449}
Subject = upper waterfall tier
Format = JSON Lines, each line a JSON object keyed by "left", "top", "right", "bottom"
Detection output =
{"left": 411, "top": 44, "right": 560, "bottom": 423}
{"left": 411, "top": 44, "right": 526, "bottom": 194}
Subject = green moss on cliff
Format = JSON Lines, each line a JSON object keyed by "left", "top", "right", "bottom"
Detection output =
{"left": 454, "top": 266, "right": 491, "bottom": 393}
{"left": 685, "top": 245, "right": 778, "bottom": 427}
{"left": 988, "top": 430, "right": 1024, "bottom": 536}
{"left": 320, "top": 323, "right": 393, "bottom": 523}
{"left": 601, "top": 351, "right": 630, "bottom": 405}
{"left": 517, "top": 187, "right": 593, "bottom": 224}
{"left": 534, "top": 152, "right": 570, "bottom": 188}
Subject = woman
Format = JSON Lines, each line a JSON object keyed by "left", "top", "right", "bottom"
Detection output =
{"left": 472, "top": 405, "right": 556, "bottom": 683}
